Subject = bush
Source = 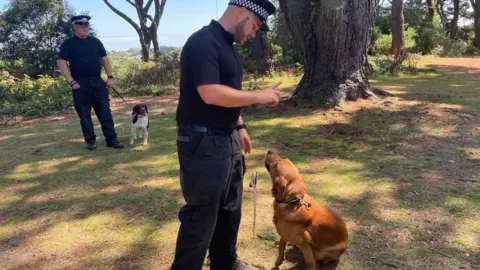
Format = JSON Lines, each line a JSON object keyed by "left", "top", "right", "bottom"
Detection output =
{"left": 370, "top": 34, "right": 392, "bottom": 55}
{"left": 415, "top": 26, "right": 446, "bottom": 54}
{"left": 112, "top": 51, "right": 181, "bottom": 96}
{"left": 0, "top": 70, "right": 72, "bottom": 117}
{"left": 369, "top": 26, "right": 417, "bottom": 56}
{"left": 367, "top": 56, "right": 400, "bottom": 75}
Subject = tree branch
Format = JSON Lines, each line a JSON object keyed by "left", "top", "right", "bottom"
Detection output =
{"left": 154, "top": 0, "right": 167, "bottom": 27}
{"left": 126, "top": 0, "right": 157, "bottom": 28}
{"left": 104, "top": 0, "right": 142, "bottom": 33}
{"left": 144, "top": 0, "right": 154, "bottom": 13}
{"left": 470, "top": 0, "right": 475, "bottom": 9}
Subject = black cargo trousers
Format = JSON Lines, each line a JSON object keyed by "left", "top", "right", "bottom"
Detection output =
{"left": 71, "top": 76, "right": 118, "bottom": 144}
{"left": 171, "top": 124, "right": 246, "bottom": 270}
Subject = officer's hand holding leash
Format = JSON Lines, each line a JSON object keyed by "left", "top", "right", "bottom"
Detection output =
{"left": 105, "top": 76, "right": 114, "bottom": 88}
{"left": 257, "top": 81, "right": 283, "bottom": 107}
{"left": 70, "top": 79, "right": 80, "bottom": 90}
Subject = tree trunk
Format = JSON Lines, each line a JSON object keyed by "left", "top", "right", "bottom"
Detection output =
{"left": 426, "top": 0, "right": 435, "bottom": 24}
{"left": 450, "top": 0, "right": 460, "bottom": 39}
{"left": 392, "top": 0, "right": 407, "bottom": 63}
{"left": 436, "top": 0, "right": 448, "bottom": 29}
{"left": 474, "top": 0, "right": 480, "bottom": 48}
{"left": 279, "top": 0, "right": 377, "bottom": 107}
{"left": 250, "top": 31, "right": 268, "bottom": 74}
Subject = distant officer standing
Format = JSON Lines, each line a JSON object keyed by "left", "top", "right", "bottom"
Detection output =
{"left": 171, "top": 1, "right": 280, "bottom": 269}
{"left": 57, "top": 15, "right": 124, "bottom": 150}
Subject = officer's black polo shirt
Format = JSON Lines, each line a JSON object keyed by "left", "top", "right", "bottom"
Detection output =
{"left": 58, "top": 35, "right": 107, "bottom": 79}
{"left": 176, "top": 20, "right": 243, "bottom": 130}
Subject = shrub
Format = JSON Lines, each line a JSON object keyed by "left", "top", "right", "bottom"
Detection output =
{"left": 0, "top": 70, "right": 72, "bottom": 117}
{"left": 112, "top": 51, "right": 181, "bottom": 96}
{"left": 369, "top": 26, "right": 417, "bottom": 56}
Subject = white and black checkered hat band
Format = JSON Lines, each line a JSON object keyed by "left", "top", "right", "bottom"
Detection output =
{"left": 229, "top": 0, "right": 269, "bottom": 20}
{"left": 72, "top": 18, "right": 89, "bottom": 24}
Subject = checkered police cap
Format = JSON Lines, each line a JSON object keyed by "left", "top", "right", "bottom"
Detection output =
{"left": 71, "top": 15, "right": 91, "bottom": 24}
{"left": 228, "top": 0, "right": 276, "bottom": 30}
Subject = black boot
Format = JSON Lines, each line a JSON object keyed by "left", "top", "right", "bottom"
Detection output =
{"left": 86, "top": 141, "right": 97, "bottom": 150}
{"left": 107, "top": 138, "right": 124, "bottom": 149}
{"left": 232, "top": 261, "right": 252, "bottom": 270}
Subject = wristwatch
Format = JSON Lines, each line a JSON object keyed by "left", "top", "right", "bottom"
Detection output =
{"left": 107, "top": 75, "right": 114, "bottom": 79}
{"left": 235, "top": 123, "right": 246, "bottom": 130}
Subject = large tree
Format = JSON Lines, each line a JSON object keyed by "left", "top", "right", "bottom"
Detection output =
{"left": 450, "top": 0, "right": 461, "bottom": 39}
{"left": 392, "top": 0, "right": 407, "bottom": 63}
{"left": 0, "top": 0, "right": 78, "bottom": 77}
{"left": 436, "top": 0, "right": 472, "bottom": 39}
{"left": 473, "top": 0, "right": 480, "bottom": 48}
{"left": 278, "top": 0, "right": 378, "bottom": 107}
{"left": 426, "top": 0, "right": 436, "bottom": 23}
{"left": 104, "top": 0, "right": 167, "bottom": 62}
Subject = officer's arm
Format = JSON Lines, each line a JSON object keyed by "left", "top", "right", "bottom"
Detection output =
{"left": 57, "top": 40, "right": 74, "bottom": 83}
{"left": 198, "top": 84, "right": 261, "bottom": 107}
{"left": 101, "top": 56, "right": 113, "bottom": 77}
{"left": 57, "top": 59, "right": 74, "bottom": 83}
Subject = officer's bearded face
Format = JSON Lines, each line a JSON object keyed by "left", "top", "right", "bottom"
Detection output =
{"left": 233, "top": 12, "right": 261, "bottom": 45}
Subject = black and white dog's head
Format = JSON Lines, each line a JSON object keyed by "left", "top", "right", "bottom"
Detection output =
{"left": 131, "top": 104, "right": 148, "bottom": 124}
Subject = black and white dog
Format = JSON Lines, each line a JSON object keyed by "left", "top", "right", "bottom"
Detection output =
{"left": 129, "top": 104, "right": 149, "bottom": 146}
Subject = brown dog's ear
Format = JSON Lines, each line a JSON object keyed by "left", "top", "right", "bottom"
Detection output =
{"left": 272, "top": 176, "right": 288, "bottom": 201}
{"left": 143, "top": 104, "right": 148, "bottom": 114}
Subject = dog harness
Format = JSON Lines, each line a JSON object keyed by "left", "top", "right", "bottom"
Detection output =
{"left": 275, "top": 194, "right": 312, "bottom": 210}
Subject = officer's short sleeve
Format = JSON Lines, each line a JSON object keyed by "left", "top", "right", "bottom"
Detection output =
{"left": 57, "top": 40, "right": 69, "bottom": 61}
{"left": 189, "top": 36, "right": 220, "bottom": 87}
{"left": 98, "top": 39, "right": 107, "bottom": 57}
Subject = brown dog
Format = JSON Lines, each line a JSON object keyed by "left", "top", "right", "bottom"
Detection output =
{"left": 264, "top": 150, "right": 348, "bottom": 270}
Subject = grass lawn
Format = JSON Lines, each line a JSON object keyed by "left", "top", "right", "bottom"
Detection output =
{"left": 1, "top": 57, "right": 479, "bottom": 269}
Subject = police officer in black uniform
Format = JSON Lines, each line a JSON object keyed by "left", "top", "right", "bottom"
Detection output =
{"left": 57, "top": 15, "right": 124, "bottom": 150}
{"left": 171, "top": 1, "right": 281, "bottom": 269}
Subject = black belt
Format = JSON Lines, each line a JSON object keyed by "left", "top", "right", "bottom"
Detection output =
{"left": 74, "top": 75, "right": 101, "bottom": 81}
{"left": 177, "top": 124, "right": 234, "bottom": 135}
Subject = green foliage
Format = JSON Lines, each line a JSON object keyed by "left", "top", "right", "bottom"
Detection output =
{"left": 434, "top": 39, "right": 480, "bottom": 57}
{"left": 109, "top": 50, "right": 181, "bottom": 96}
{"left": 0, "top": 0, "right": 88, "bottom": 77}
{"left": 372, "top": 0, "right": 477, "bottom": 57}
{"left": 108, "top": 46, "right": 180, "bottom": 63}
{"left": 367, "top": 53, "right": 424, "bottom": 76}
{"left": 0, "top": 48, "right": 182, "bottom": 117}
{"left": 369, "top": 26, "right": 417, "bottom": 56}
{"left": 0, "top": 70, "right": 72, "bottom": 117}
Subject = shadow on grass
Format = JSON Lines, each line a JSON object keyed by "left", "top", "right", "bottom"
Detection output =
{"left": 243, "top": 102, "right": 480, "bottom": 269}
{"left": 0, "top": 111, "right": 184, "bottom": 269}
{"left": 371, "top": 64, "right": 480, "bottom": 111}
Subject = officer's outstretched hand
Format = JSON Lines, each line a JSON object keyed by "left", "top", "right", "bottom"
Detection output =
{"left": 257, "top": 82, "right": 282, "bottom": 107}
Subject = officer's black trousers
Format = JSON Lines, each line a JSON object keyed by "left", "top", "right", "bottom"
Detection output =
{"left": 71, "top": 77, "right": 117, "bottom": 144}
{"left": 171, "top": 128, "right": 246, "bottom": 270}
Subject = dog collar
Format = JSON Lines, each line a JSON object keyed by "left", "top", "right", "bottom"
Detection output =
{"left": 275, "top": 194, "right": 311, "bottom": 210}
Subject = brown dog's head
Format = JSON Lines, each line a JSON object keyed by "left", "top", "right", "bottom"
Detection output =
{"left": 264, "top": 150, "right": 305, "bottom": 201}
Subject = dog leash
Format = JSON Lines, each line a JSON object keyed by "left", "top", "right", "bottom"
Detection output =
{"left": 249, "top": 171, "right": 258, "bottom": 239}
{"left": 110, "top": 86, "right": 133, "bottom": 109}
